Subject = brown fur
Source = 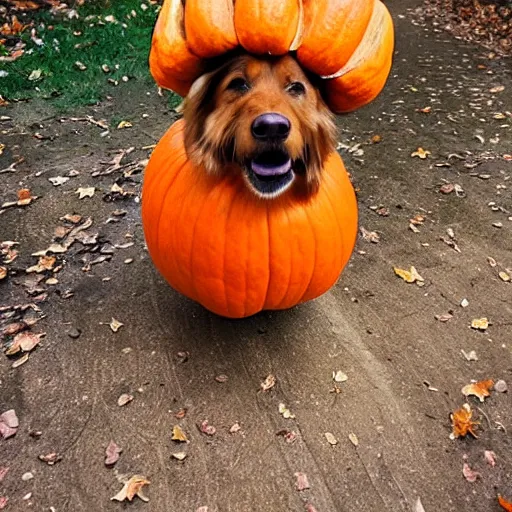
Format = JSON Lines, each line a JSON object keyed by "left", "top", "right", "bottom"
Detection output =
{"left": 183, "top": 53, "right": 336, "bottom": 197}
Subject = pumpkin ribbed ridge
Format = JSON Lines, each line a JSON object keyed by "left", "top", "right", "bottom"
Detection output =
{"left": 142, "top": 120, "right": 358, "bottom": 318}
{"left": 149, "top": 0, "right": 394, "bottom": 113}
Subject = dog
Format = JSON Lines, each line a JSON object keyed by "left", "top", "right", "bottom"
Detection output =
{"left": 182, "top": 53, "right": 336, "bottom": 199}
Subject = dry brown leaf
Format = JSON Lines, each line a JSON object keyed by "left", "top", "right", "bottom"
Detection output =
{"left": 199, "top": 420, "right": 216, "bottom": 436}
{"left": 109, "top": 318, "right": 123, "bottom": 332}
{"left": 105, "top": 440, "right": 122, "bottom": 466}
{"left": 5, "top": 332, "right": 42, "bottom": 355}
{"left": 360, "top": 227, "right": 380, "bottom": 243}
{"left": 462, "top": 462, "right": 480, "bottom": 482}
{"left": 394, "top": 266, "right": 424, "bottom": 284}
{"left": 111, "top": 475, "right": 150, "bottom": 502}
{"left": 171, "top": 425, "right": 188, "bottom": 442}
{"left": 17, "top": 188, "right": 31, "bottom": 201}
{"left": 450, "top": 403, "right": 479, "bottom": 438}
{"left": 462, "top": 379, "right": 494, "bottom": 402}
{"left": 0, "top": 267, "right": 6, "bottom": 280}
{"left": 38, "top": 452, "right": 62, "bottom": 465}
{"left": 484, "top": 450, "right": 497, "bottom": 467}
{"left": 498, "top": 495, "right": 512, "bottom": 511}
{"left": 117, "top": 393, "right": 133, "bottom": 407}
{"left": 260, "top": 374, "right": 276, "bottom": 392}
{"left": 295, "top": 472, "right": 310, "bottom": 491}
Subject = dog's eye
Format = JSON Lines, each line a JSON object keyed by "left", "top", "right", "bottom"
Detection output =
{"left": 227, "top": 77, "right": 250, "bottom": 93}
{"left": 286, "top": 82, "right": 306, "bottom": 97}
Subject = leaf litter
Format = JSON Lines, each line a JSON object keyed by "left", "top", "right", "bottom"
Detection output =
{"left": 111, "top": 475, "right": 150, "bottom": 502}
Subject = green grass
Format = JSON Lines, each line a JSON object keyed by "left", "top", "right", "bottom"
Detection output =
{"left": 0, "top": 0, "right": 179, "bottom": 109}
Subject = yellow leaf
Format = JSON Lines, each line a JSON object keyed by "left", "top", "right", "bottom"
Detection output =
{"left": 411, "top": 148, "right": 431, "bottom": 159}
{"left": 117, "top": 120, "right": 133, "bottom": 129}
{"left": 394, "top": 266, "right": 424, "bottom": 284}
{"left": 471, "top": 318, "right": 489, "bottom": 330}
{"left": 171, "top": 425, "right": 188, "bottom": 442}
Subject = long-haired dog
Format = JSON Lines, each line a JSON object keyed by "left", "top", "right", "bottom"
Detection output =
{"left": 182, "top": 53, "right": 336, "bottom": 199}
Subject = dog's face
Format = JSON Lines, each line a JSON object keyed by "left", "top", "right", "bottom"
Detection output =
{"left": 183, "top": 54, "right": 336, "bottom": 199}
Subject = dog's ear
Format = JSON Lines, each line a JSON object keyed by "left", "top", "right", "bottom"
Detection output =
{"left": 302, "top": 96, "right": 336, "bottom": 193}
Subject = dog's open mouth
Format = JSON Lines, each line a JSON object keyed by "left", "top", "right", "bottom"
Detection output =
{"left": 246, "top": 149, "right": 294, "bottom": 197}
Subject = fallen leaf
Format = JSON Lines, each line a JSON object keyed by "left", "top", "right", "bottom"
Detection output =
{"left": 325, "top": 432, "right": 338, "bottom": 445}
{"left": 463, "top": 462, "right": 480, "bottom": 483}
{"left": 394, "top": 266, "right": 424, "bottom": 284}
{"left": 360, "top": 227, "right": 380, "bottom": 243}
{"left": 417, "top": 106, "right": 432, "bottom": 113}
{"left": 0, "top": 409, "right": 19, "bottom": 439}
{"left": 414, "top": 498, "right": 426, "bottom": 512}
{"left": 48, "top": 176, "right": 70, "bottom": 186}
{"left": 0, "top": 467, "right": 8, "bottom": 482}
{"left": 38, "top": 452, "right": 62, "bottom": 465}
{"left": 333, "top": 370, "right": 348, "bottom": 383}
{"left": 111, "top": 475, "right": 150, "bottom": 502}
{"left": 5, "top": 332, "right": 42, "bottom": 355}
{"left": 11, "top": 353, "right": 29, "bottom": 368}
{"left": 471, "top": 318, "right": 489, "bottom": 330}
{"left": 499, "top": 271, "right": 511, "bottom": 282}
{"left": 26, "top": 255, "right": 56, "bottom": 273}
{"left": 229, "top": 422, "right": 241, "bottom": 434}
{"left": 199, "top": 420, "right": 216, "bottom": 436}
{"left": 0, "top": 267, "right": 6, "bottom": 280}
{"left": 117, "top": 393, "right": 133, "bottom": 407}
{"left": 261, "top": 374, "right": 276, "bottom": 392}
{"left": 75, "top": 186, "right": 95, "bottom": 199}
{"left": 171, "top": 425, "right": 188, "bottom": 442}
{"left": 498, "top": 495, "right": 512, "bottom": 511}
{"left": 461, "top": 350, "right": 478, "bottom": 362}
{"left": 117, "top": 120, "right": 133, "bottom": 129}
{"left": 348, "top": 432, "right": 359, "bottom": 447}
{"left": 450, "top": 403, "right": 479, "bottom": 438}
{"left": 28, "top": 69, "right": 42, "bottom": 81}
{"left": 278, "top": 403, "right": 295, "bottom": 419}
{"left": 440, "top": 183, "right": 455, "bottom": 194}
{"left": 105, "top": 440, "right": 122, "bottom": 466}
{"left": 109, "top": 318, "right": 123, "bottom": 332}
{"left": 17, "top": 188, "right": 31, "bottom": 201}
{"left": 371, "top": 134, "right": 382, "bottom": 143}
{"left": 435, "top": 313, "right": 453, "bottom": 322}
{"left": 484, "top": 450, "right": 497, "bottom": 467}
{"left": 411, "top": 147, "right": 431, "bottom": 159}
{"left": 295, "top": 472, "right": 310, "bottom": 491}
{"left": 462, "top": 380, "right": 494, "bottom": 402}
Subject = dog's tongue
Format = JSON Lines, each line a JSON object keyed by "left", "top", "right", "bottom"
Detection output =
{"left": 251, "top": 158, "right": 292, "bottom": 177}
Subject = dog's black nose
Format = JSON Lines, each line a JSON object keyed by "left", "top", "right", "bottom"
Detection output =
{"left": 251, "top": 113, "right": 290, "bottom": 141}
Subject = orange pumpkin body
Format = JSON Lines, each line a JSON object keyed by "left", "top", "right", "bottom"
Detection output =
{"left": 149, "top": 0, "right": 394, "bottom": 113}
{"left": 142, "top": 120, "right": 358, "bottom": 318}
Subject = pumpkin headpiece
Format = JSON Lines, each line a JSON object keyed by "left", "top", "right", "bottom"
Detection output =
{"left": 149, "top": 0, "right": 395, "bottom": 113}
